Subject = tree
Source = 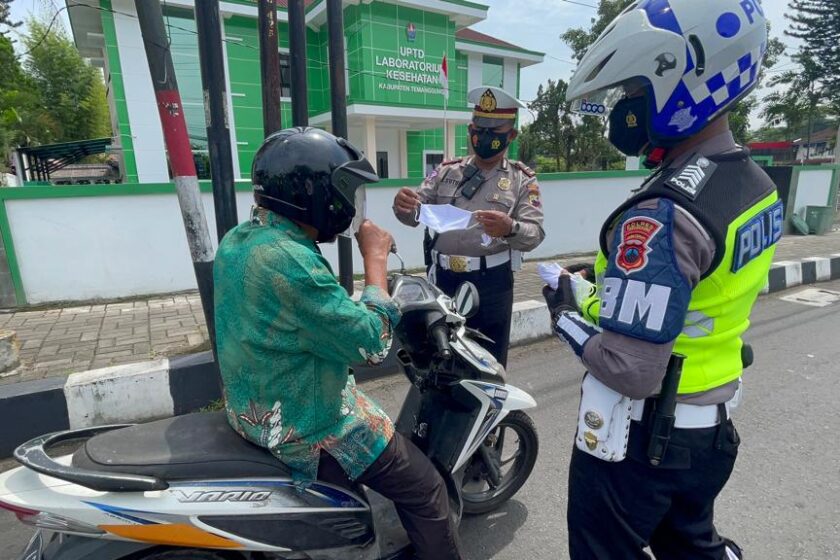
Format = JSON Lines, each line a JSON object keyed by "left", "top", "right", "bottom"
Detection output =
{"left": 528, "top": 80, "right": 575, "bottom": 171}
{"left": 516, "top": 124, "right": 539, "bottom": 170}
{"left": 561, "top": 0, "right": 635, "bottom": 61}
{"left": 1, "top": 34, "right": 57, "bottom": 176}
{"left": 528, "top": 79, "right": 622, "bottom": 172}
{"left": 786, "top": 0, "right": 840, "bottom": 112}
{"left": 729, "top": 33, "right": 786, "bottom": 144}
{"left": 22, "top": 17, "right": 110, "bottom": 143}
{"left": 0, "top": 0, "right": 22, "bottom": 38}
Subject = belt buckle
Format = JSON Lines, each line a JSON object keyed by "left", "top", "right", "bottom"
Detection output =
{"left": 449, "top": 256, "right": 468, "bottom": 273}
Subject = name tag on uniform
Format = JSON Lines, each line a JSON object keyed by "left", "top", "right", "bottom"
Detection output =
{"left": 732, "top": 200, "right": 784, "bottom": 272}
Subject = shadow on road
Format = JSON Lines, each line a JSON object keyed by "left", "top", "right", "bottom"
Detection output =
{"left": 460, "top": 499, "right": 529, "bottom": 558}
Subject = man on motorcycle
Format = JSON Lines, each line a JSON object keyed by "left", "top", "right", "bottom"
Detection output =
{"left": 544, "top": 1, "right": 778, "bottom": 558}
{"left": 214, "top": 127, "right": 462, "bottom": 560}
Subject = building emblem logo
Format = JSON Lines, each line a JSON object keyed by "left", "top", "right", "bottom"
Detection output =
{"left": 406, "top": 22, "right": 416, "bottom": 42}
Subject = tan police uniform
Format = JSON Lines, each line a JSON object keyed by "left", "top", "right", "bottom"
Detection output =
{"left": 393, "top": 86, "right": 545, "bottom": 366}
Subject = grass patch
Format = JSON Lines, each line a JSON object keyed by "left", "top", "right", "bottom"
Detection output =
{"left": 201, "top": 399, "right": 225, "bottom": 412}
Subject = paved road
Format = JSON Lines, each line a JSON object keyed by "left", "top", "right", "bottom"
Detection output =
{"left": 2, "top": 280, "right": 840, "bottom": 559}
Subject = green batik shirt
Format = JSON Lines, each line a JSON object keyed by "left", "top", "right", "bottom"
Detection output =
{"left": 214, "top": 208, "right": 401, "bottom": 482}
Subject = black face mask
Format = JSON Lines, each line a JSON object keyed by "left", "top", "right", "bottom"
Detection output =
{"left": 608, "top": 97, "right": 650, "bottom": 156}
{"left": 470, "top": 126, "right": 511, "bottom": 159}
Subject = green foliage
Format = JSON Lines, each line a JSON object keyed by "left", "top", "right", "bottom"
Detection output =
{"left": 759, "top": 0, "right": 840, "bottom": 141}
{"left": 1, "top": 15, "right": 111, "bottom": 176}
{"left": 1, "top": 34, "right": 56, "bottom": 171}
{"left": 23, "top": 17, "right": 111, "bottom": 143}
{"left": 527, "top": 79, "right": 622, "bottom": 172}
{"left": 785, "top": 0, "right": 840, "bottom": 113}
{"left": 522, "top": 0, "right": 629, "bottom": 172}
{"left": 0, "top": 0, "right": 22, "bottom": 37}
{"left": 560, "top": 0, "right": 635, "bottom": 61}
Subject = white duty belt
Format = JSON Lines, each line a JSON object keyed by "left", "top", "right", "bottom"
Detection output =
{"left": 575, "top": 375, "right": 744, "bottom": 463}
{"left": 630, "top": 380, "right": 743, "bottom": 429}
{"left": 432, "top": 249, "right": 521, "bottom": 273}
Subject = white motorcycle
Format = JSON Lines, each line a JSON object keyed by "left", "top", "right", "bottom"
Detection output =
{"left": 1, "top": 270, "right": 539, "bottom": 559}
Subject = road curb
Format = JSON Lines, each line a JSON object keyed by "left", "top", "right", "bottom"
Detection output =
{"left": 1, "top": 254, "right": 838, "bottom": 458}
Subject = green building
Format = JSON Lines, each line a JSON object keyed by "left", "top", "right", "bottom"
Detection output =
{"left": 67, "top": 0, "right": 543, "bottom": 184}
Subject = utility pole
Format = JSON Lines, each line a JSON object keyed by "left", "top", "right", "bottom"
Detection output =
{"left": 327, "top": 0, "right": 355, "bottom": 295}
{"left": 195, "top": 0, "right": 238, "bottom": 241}
{"left": 135, "top": 0, "right": 217, "bottom": 350}
{"left": 805, "top": 81, "right": 815, "bottom": 165}
{"left": 288, "top": 0, "right": 308, "bottom": 126}
{"left": 258, "top": 0, "right": 283, "bottom": 136}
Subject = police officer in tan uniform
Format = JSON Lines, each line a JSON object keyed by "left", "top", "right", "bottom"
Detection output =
{"left": 393, "top": 86, "right": 545, "bottom": 366}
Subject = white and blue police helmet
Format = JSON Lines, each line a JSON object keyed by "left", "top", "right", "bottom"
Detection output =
{"left": 566, "top": 0, "right": 768, "bottom": 145}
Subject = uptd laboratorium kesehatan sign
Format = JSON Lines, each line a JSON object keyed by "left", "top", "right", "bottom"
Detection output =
{"left": 347, "top": 3, "right": 460, "bottom": 109}
{"left": 376, "top": 47, "right": 443, "bottom": 88}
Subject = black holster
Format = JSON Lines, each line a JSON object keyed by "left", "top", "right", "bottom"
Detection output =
{"left": 423, "top": 228, "right": 438, "bottom": 268}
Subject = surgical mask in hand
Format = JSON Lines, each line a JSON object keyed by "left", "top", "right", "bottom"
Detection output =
{"left": 537, "top": 262, "right": 596, "bottom": 308}
{"left": 418, "top": 204, "right": 474, "bottom": 233}
{"left": 340, "top": 187, "right": 367, "bottom": 237}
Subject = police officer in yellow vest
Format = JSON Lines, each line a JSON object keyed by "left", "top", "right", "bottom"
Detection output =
{"left": 393, "top": 86, "right": 545, "bottom": 367}
{"left": 542, "top": 1, "right": 779, "bottom": 558}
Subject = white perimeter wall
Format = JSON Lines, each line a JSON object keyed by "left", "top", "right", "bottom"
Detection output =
{"left": 9, "top": 175, "right": 641, "bottom": 304}
{"left": 792, "top": 169, "right": 835, "bottom": 216}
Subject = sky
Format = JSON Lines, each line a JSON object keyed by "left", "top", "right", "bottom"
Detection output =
{"left": 8, "top": 0, "right": 800, "bottom": 128}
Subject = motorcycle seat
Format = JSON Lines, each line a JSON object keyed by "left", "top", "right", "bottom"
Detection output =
{"left": 71, "top": 411, "right": 293, "bottom": 481}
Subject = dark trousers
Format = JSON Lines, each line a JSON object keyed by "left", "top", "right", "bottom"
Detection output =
{"left": 434, "top": 263, "right": 514, "bottom": 367}
{"left": 318, "top": 432, "right": 462, "bottom": 560}
{"left": 568, "top": 418, "right": 741, "bottom": 560}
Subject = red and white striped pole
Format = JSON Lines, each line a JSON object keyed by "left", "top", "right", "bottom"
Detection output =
{"left": 135, "top": 0, "right": 217, "bottom": 350}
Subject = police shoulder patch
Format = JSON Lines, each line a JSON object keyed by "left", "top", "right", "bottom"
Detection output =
{"left": 666, "top": 154, "right": 717, "bottom": 199}
{"left": 600, "top": 201, "right": 691, "bottom": 343}
{"left": 513, "top": 161, "right": 535, "bottom": 178}
{"left": 616, "top": 216, "right": 663, "bottom": 274}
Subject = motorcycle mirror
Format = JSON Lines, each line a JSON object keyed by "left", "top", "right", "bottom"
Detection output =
{"left": 453, "top": 282, "right": 479, "bottom": 318}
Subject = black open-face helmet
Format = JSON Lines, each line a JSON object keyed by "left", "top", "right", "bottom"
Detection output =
{"left": 251, "top": 127, "right": 378, "bottom": 242}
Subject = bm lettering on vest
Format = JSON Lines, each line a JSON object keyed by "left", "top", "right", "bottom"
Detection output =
{"left": 600, "top": 277, "right": 673, "bottom": 332}
{"left": 732, "top": 199, "right": 783, "bottom": 272}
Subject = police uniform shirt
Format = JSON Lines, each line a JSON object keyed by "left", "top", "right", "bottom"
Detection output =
{"left": 581, "top": 131, "right": 740, "bottom": 406}
{"left": 395, "top": 155, "right": 546, "bottom": 257}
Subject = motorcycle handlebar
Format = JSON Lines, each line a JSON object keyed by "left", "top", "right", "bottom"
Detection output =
{"left": 430, "top": 324, "right": 452, "bottom": 360}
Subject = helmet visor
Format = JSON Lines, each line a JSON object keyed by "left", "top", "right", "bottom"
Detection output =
{"left": 568, "top": 78, "right": 648, "bottom": 118}
{"left": 331, "top": 137, "right": 379, "bottom": 236}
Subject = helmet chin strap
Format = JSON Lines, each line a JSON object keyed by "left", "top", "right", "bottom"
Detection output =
{"left": 643, "top": 146, "right": 669, "bottom": 169}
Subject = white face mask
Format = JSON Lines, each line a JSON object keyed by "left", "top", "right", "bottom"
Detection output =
{"left": 340, "top": 187, "right": 367, "bottom": 237}
{"left": 418, "top": 203, "right": 474, "bottom": 233}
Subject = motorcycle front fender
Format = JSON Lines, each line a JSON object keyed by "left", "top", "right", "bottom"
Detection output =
{"left": 501, "top": 384, "right": 537, "bottom": 412}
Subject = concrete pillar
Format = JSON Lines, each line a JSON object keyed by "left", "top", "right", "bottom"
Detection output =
{"left": 363, "top": 116, "right": 377, "bottom": 163}
{"left": 399, "top": 129, "right": 408, "bottom": 180}
{"left": 446, "top": 121, "right": 457, "bottom": 159}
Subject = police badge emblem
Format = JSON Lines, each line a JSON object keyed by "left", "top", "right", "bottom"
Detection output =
{"left": 498, "top": 177, "right": 511, "bottom": 190}
{"left": 479, "top": 89, "right": 497, "bottom": 113}
{"left": 616, "top": 217, "right": 663, "bottom": 274}
{"left": 584, "top": 410, "right": 604, "bottom": 430}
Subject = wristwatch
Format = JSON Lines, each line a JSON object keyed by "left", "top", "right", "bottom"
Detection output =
{"left": 504, "top": 220, "right": 520, "bottom": 238}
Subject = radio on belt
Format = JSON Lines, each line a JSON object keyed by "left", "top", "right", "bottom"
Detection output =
{"left": 647, "top": 353, "right": 685, "bottom": 466}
